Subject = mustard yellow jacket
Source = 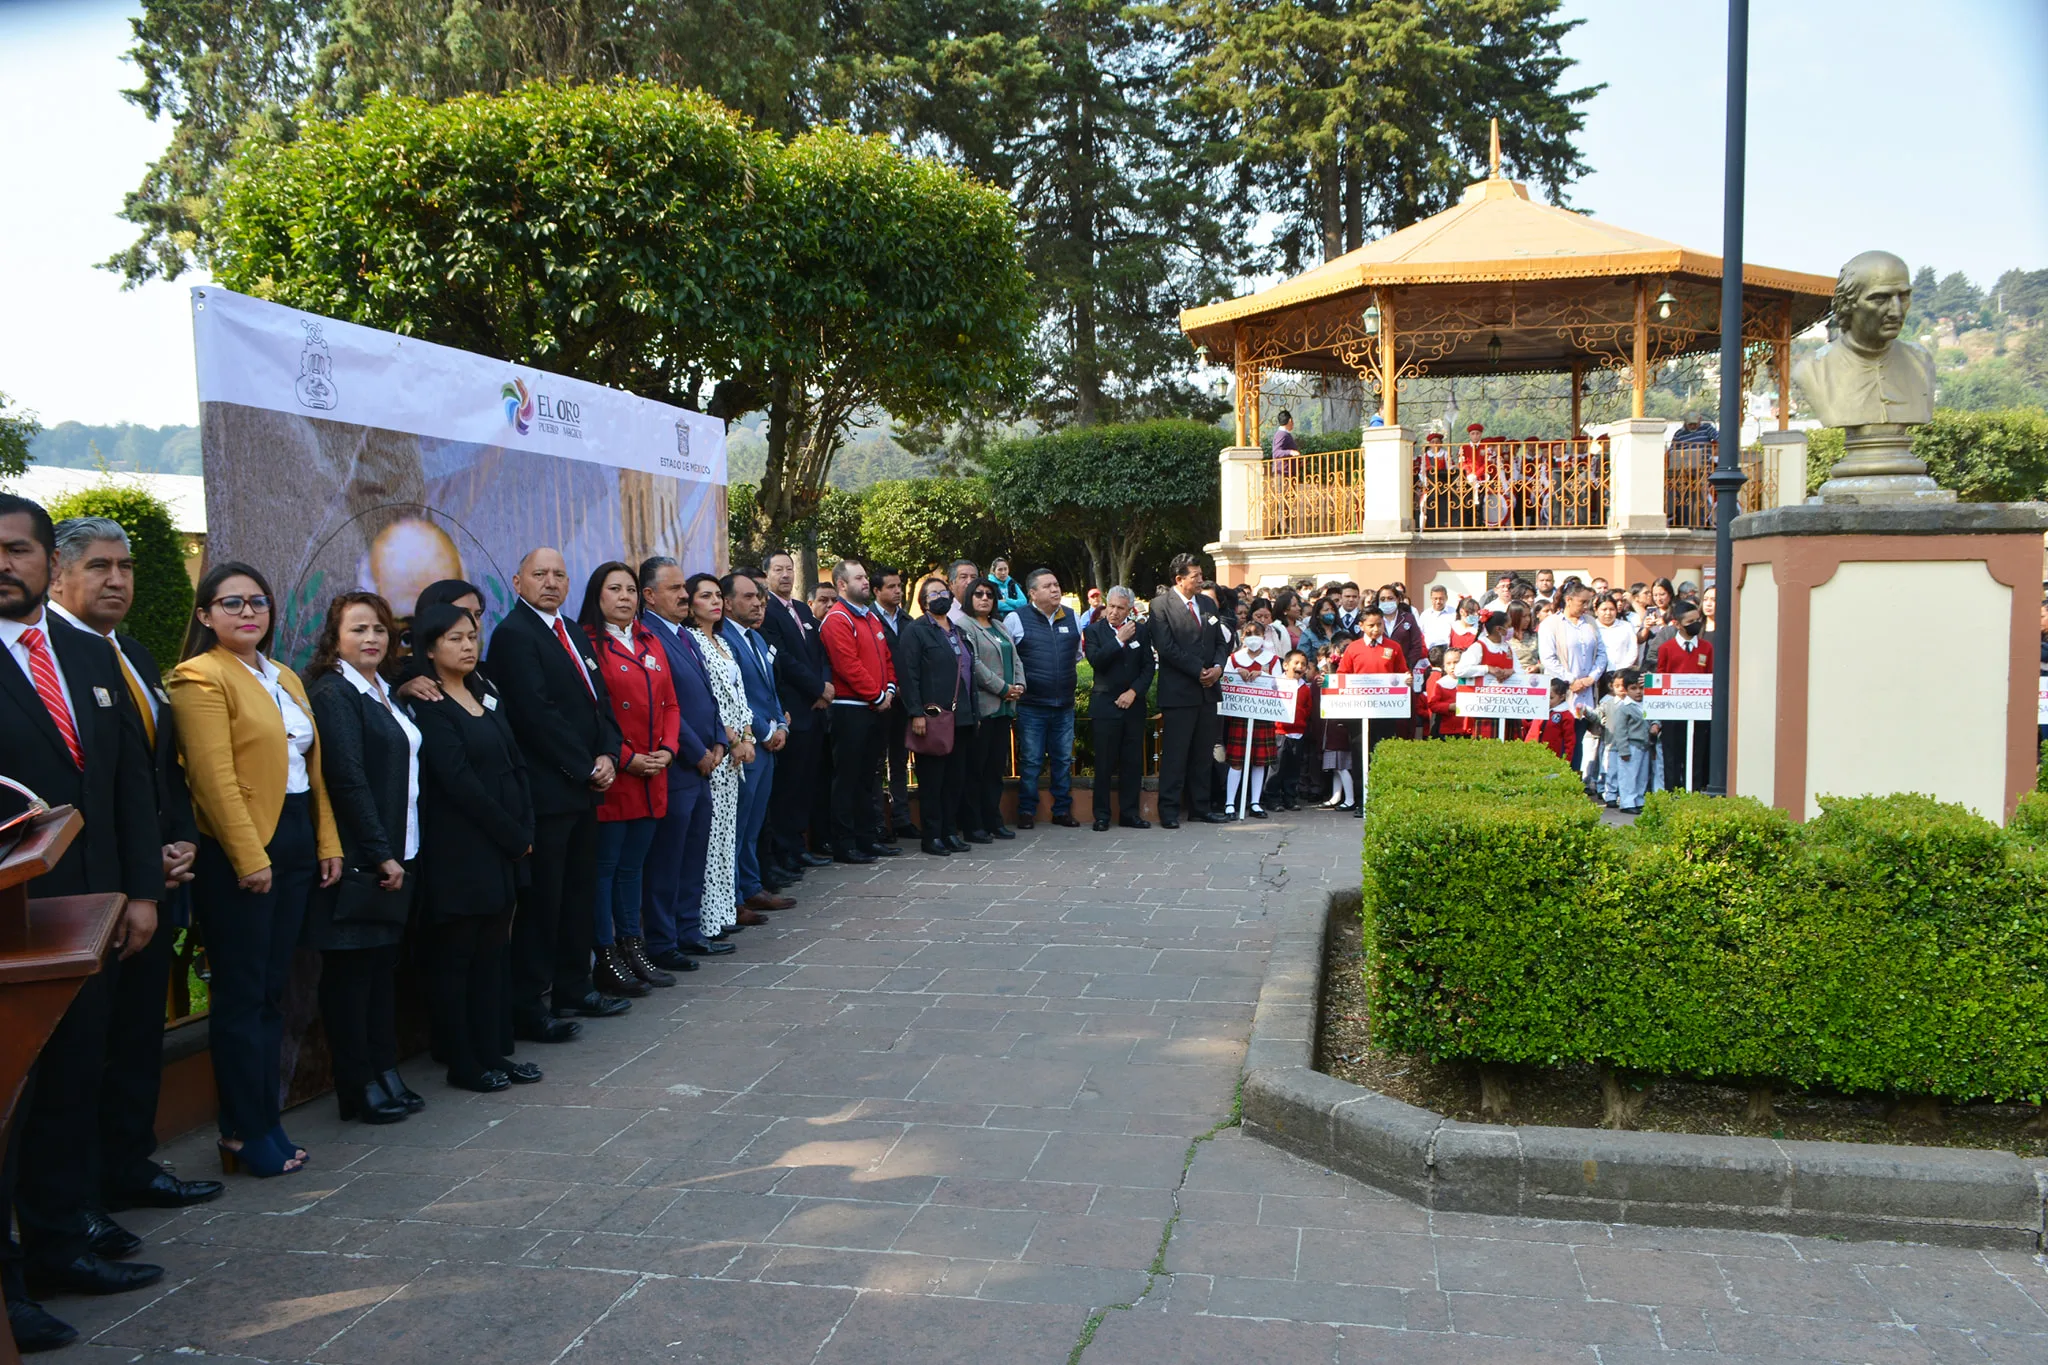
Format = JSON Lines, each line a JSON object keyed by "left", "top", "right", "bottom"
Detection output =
{"left": 167, "top": 647, "right": 343, "bottom": 878}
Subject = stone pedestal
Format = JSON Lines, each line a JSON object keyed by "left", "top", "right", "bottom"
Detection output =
{"left": 1727, "top": 502, "right": 2048, "bottom": 824}
{"left": 1360, "top": 425, "right": 1413, "bottom": 537}
{"left": 1217, "top": 445, "right": 1265, "bottom": 544}
{"left": 1607, "top": 418, "right": 1671, "bottom": 532}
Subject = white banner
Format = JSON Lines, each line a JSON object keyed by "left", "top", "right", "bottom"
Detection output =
{"left": 1320, "top": 672, "right": 1412, "bottom": 719}
{"left": 1456, "top": 676, "right": 1550, "bottom": 721}
{"left": 1643, "top": 672, "right": 1713, "bottom": 722}
{"left": 191, "top": 286, "right": 725, "bottom": 484}
{"left": 1217, "top": 678, "right": 1297, "bottom": 722}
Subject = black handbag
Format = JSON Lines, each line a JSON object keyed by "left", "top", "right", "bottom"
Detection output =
{"left": 330, "top": 865, "right": 414, "bottom": 927}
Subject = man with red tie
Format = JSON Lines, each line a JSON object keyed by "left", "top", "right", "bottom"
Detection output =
{"left": 486, "top": 547, "right": 628, "bottom": 1043}
{"left": 0, "top": 495, "right": 165, "bottom": 1351}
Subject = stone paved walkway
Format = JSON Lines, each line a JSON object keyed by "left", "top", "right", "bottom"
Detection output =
{"left": 49, "top": 812, "right": 2048, "bottom": 1363}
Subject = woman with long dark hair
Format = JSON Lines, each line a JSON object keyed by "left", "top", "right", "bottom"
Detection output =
{"left": 303, "top": 591, "right": 422, "bottom": 1125}
{"left": 956, "top": 577, "right": 1022, "bottom": 840}
{"left": 896, "top": 575, "right": 977, "bottom": 856}
{"left": 169, "top": 561, "right": 343, "bottom": 1176}
{"left": 577, "top": 562, "right": 678, "bottom": 993}
{"left": 685, "top": 573, "right": 753, "bottom": 939}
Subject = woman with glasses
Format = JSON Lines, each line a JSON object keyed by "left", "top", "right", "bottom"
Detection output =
{"left": 957, "top": 577, "right": 1023, "bottom": 841}
{"left": 168, "top": 562, "right": 343, "bottom": 1177}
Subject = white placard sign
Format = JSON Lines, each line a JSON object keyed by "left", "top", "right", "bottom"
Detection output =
{"left": 1217, "top": 678, "right": 1296, "bottom": 723}
{"left": 2038, "top": 679, "right": 2047, "bottom": 727}
{"left": 1455, "top": 676, "right": 1550, "bottom": 721}
{"left": 1319, "top": 672, "right": 1412, "bottom": 719}
{"left": 1642, "top": 672, "right": 1713, "bottom": 722}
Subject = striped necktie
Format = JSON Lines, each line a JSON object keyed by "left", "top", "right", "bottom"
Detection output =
{"left": 20, "top": 627, "right": 85, "bottom": 769}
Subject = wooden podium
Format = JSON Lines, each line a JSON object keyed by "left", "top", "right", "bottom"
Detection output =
{"left": 0, "top": 808, "right": 124, "bottom": 1365}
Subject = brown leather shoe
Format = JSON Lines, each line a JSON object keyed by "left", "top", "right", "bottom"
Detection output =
{"left": 593, "top": 945, "right": 652, "bottom": 997}
{"left": 735, "top": 907, "right": 771, "bottom": 927}
{"left": 619, "top": 935, "right": 676, "bottom": 988}
{"left": 744, "top": 892, "right": 795, "bottom": 912}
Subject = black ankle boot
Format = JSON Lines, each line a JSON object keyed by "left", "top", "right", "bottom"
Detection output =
{"left": 338, "top": 1081, "right": 410, "bottom": 1124}
{"left": 378, "top": 1068, "right": 426, "bottom": 1113}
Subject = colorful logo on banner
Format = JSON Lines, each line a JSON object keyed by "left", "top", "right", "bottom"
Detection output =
{"left": 501, "top": 377, "right": 535, "bottom": 435}
{"left": 1641, "top": 672, "right": 1713, "bottom": 722}
{"left": 1320, "top": 672, "right": 1412, "bottom": 719}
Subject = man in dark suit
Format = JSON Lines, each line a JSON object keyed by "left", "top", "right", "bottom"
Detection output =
{"left": 46, "top": 516, "right": 221, "bottom": 1248}
{"left": 0, "top": 495, "right": 166, "bottom": 1351}
{"left": 719, "top": 569, "right": 792, "bottom": 915}
{"left": 756, "top": 551, "right": 831, "bottom": 879}
{"left": 1148, "top": 552, "right": 1231, "bottom": 829}
{"left": 637, "top": 556, "right": 732, "bottom": 962}
{"left": 1081, "top": 585, "right": 1154, "bottom": 832}
{"left": 871, "top": 566, "right": 916, "bottom": 840}
{"left": 486, "top": 547, "right": 629, "bottom": 1042}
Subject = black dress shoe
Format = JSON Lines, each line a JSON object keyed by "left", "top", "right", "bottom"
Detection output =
{"left": 1119, "top": 817, "right": 1152, "bottom": 829}
{"left": 680, "top": 938, "right": 737, "bottom": 956}
{"left": 1159, "top": 818, "right": 1181, "bottom": 829}
{"left": 84, "top": 1210, "right": 141, "bottom": 1260}
{"left": 7, "top": 1298, "right": 77, "bottom": 1353}
{"left": 1200, "top": 811, "right": 1232, "bottom": 823}
{"left": 447, "top": 1068, "right": 511, "bottom": 1093}
{"left": 963, "top": 830, "right": 993, "bottom": 844}
{"left": 554, "top": 992, "right": 631, "bottom": 1019}
{"left": 945, "top": 834, "right": 971, "bottom": 853}
{"left": 513, "top": 1016, "right": 582, "bottom": 1044}
{"left": 27, "top": 1253, "right": 164, "bottom": 1297}
{"left": 834, "top": 849, "right": 876, "bottom": 865}
{"left": 650, "top": 948, "right": 702, "bottom": 972}
{"left": 920, "top": 839, "right": 952, "bottom": 856}
{"left": 797, "top": 851, "right": 834, "bottom": 867}
{"left": 1092, "top": 817, "right": 1111, "bottom": 832}
{"left": 865, "top": 843, "right": 903, "bottom": 857}
{"left": 337, "top": 1082, "right": 409, "bottom": 1125}
{"left": 1050, "top": 813, "right": 1081, "bottom": 828}
{"left": 1016, "top": 816, "right": 1035, "bottom": 830}
{"left": 104, "top": 1169, "right": 224, "bottom": 1211}
{"left": 991, "top": 825, "right": 1016, "bottom": 839}
{"left": 493, "top": 1059, "right": 543, "bottom": 1084}
{"left": 379, "top": 1069, "right": 427, "bottom": 1113}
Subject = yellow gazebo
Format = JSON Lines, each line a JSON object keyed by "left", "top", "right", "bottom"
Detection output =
{"left": 1179, "top": 132, "right": 1836, "bottom": 590}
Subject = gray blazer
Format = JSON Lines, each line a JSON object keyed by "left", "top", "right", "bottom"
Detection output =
{"left": 958, "top": 616, "right": 1018, "bottom": 720}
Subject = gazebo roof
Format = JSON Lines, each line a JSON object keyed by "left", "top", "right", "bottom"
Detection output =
{"left": 1180, "top": 175, "right": 1836, "bottom": 372}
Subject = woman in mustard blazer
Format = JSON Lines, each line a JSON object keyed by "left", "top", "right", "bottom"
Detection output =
{"left": 169, "top": 561, "right": 342, "bottom": 1177}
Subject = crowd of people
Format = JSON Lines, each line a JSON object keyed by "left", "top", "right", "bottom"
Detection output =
{"left": 0, "top": 480, "right": 1724, "bottom": 1351}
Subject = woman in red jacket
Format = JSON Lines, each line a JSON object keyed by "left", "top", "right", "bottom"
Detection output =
{"left": 578, "top": 562, "right": 681, "bottom": 995}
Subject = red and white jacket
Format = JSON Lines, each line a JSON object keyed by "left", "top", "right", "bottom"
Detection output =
{"left": 820, "top": 599, "right": 899, "bottom": 709}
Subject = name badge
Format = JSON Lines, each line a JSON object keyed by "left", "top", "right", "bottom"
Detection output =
{"left": 482, "top": 693, "right": 499, "bottom": 711}
{"left": 644, "top": 654, "right": 661, "bottom": 670}
{"left": 93, "top": 686, "right": 114, "bottom": 707}
{"left": 1056, "top": 625, "right": 1070, "bottom": 634}
{"left": 583, "top": 656, "right": 598, "bottom": 671}
{"left": 154, "top": 686, "right": 170, "bottom": 703}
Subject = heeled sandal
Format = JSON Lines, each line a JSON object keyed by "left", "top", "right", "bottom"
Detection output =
{"left": 266, "top": 1124, "right": 309, "bottom": 1165}
{"left": 218, "top": 1132, "right": 303, "bottom": 1178}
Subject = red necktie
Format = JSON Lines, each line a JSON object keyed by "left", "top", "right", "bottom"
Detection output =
{"left": 21, "top": 627, "right": 84, "bottom": 769}
{"left": 552, "top": 618, "right": 598, "bottom": 700}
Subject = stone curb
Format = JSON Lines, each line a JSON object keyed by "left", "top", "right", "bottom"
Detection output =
{"left": 1242, "top": 889, "right": 2048, "bottom": 1250}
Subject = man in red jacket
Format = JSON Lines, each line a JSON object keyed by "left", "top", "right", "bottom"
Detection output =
{"left": 1654, "top": 599, "right": 1712, "bottom": 792}
{"left": 818, "top": 559, "right": 900, "bottom": 864}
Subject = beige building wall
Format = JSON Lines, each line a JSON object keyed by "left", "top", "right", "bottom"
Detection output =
{"left": 1733, "top": 562, "right": 1778, "bottom": 804}
{"left": 1805, "top": 560, "right": 2010, "bottom": 821}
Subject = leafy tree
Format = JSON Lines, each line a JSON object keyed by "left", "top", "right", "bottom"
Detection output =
{"left": 1904, "top": 264, "right": 1940, "bottom": 332}
{"left": 857, "top": 477, "right": 1003, "bottom": 579}
{"left": 1161, "top": 0, "right": 1595, "bottom": 268}
{"left": 42, "top": 482, "right": 195, "bottom": 669}
{"left": 0, "top": 392, "right": 41, "bottom": 478}
{"left": 1991, "top": 267, "right": 2048, "bottom": 321}
{"left": 1930, "top": 271, "right": 1984, "bottom": 327}
{"left": 982, "top": 418, "right": 1223, "bottom": 590}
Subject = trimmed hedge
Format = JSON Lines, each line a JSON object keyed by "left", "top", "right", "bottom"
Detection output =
{"left": 1362, "top": 741, "right": 2048, "bottom": 1101}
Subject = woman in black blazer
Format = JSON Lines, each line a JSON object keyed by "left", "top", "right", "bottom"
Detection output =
{"left": 305, "top": 593, "right": 424, "bottom": 1125}
{"left": 896, "top": 576, "right": 977, "bottom": 858}
{"left": 405, "top": 604, "right": 538, "bottom": 1093}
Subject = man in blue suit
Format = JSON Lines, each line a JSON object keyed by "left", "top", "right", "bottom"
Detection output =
{"left": 637, "top": 556, "right": 733, "bottom": 962}
{"left": 719, "top": 569, "right": 793, "bottom": 914}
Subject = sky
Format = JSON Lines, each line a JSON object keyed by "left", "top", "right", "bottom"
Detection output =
{"left": 0, "top": 0, "right": 2043, "bottom": 431}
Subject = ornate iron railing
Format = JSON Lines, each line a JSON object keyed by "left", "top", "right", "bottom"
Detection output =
{"left": 1252, "top": 448, "right": 1364, "bottom": 539}
{"left": 1665, "top": 443, "right": 1777, "bottom": 529}
{"left": 1414, "top": 439, "right": 1610, "bottom": 531}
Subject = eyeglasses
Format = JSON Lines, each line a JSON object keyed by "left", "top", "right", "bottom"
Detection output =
{"left": 209, "top": 594, "right": 271, "bottom": 615}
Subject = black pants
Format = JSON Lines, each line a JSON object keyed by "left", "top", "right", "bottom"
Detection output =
{"left": 916, "top": 725, "right": 973, "bottom": 840}
{"left": 1661, "top": 718, "right": 1711, "bottom": 793}
{"left": 193, "top": 793, "right": 317, "bottom": 1142}
{"left": 4, "top": 966, "right": 112, "bottom": 1271}
{"left": 319, "top": 943, "right": 400, "bottom": 1091}
{"left": 831, "top": 706, "right": 886, "bottom": 853}
{"left": 810, "top": 713, "right": 837, "bottom": 852}
{"left": 1091, "top": 702, "right": 1145, "bottom": 821}
{"left": 1274, "top": 736, "right": 1304, "bottom": 808}
{"left": 1157, "top": 703, "right": 1218, "bottom": 822}
{"left": 768, "top": 724, "right": 820, "bottom": 862}
{"left": 432, "top": 913, "right": 511, "bottom": 1081}
{"left": 881, "top": 711, "right": 912, "bottom": 831}
{"left": 97, "top": 894, "right": 179, "bottom": 1199}
{"left": 969, "top": 715, "right": 1012, "bottom": 834}
{"left": 513, "top": 807, "right": 597, "bottom": 1024}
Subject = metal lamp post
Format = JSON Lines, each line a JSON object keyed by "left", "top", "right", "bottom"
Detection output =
{"left": 1704, "top": 0, "right": 1749, "bottom": 798}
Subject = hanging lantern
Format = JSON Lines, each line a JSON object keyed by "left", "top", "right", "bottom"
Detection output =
{"left": 1362, "top": 301, "right": 1382, "bottom": 337}
{"left": 1195, "top": 343, "right": 1210, "bottom": 365}
{"left": 1486, "top": 333, "right": 1503, "bottom": 366}
{"left": 1655, "top": 288, "right": 1676, "bottom": 321}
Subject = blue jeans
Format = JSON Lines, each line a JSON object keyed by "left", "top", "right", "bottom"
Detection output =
{"left": 735, "top": 750, "right": 775, "bottom": 899}
{"left": 1015, "top": 704, "right": 1076, "bottom": 820}
{"left": 593, "top": 817, "right": 658, "bottom": 946}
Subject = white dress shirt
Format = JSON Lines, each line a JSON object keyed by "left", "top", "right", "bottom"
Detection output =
{"left": 1416, "top": 606, "right": 1455, "bottom": 650}
{"left": 0, "top": 609, "right": 78, "bottom": 733}
{"left": 47, "top": 601, "right": 155, "bottom": 726}
{"left": 241, "top": 654, "right": 316, "bottom": 793}
{"left": 336, "top": 663, "right": 422, "bottom": 860}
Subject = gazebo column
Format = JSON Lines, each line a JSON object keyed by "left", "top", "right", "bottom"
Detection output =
{"left": 1361, "top": 424, "right": 1413, "bottom": 537}
{"left": 1379, "top": 299, "right": 1398, "bottom": 426}
{"left": 1776, "top": 303, "right": 1793, "bottom": 431}
{"left": 1570, "top": 361, "right": 1584, "bottom": 438}
{"left": 1608, "top": 417, "right": 1671, "bottom": 531}
{"left": 1631, "top": 281, "right": 1649, "bottom": 420}
{"left": 1217, "top": 444, "right": 1265, "bottom": 542}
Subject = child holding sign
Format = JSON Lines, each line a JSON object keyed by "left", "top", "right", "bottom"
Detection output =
{"left": 1273, "top": 650, "right": 1314, "bottom": 811}
{"left": 1222, "top": 629, "right": 1281, "bottom": 817}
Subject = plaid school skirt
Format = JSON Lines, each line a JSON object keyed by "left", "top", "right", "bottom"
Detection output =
{"left": 1224, "top": 716, "right": 1278, "bottom": 767}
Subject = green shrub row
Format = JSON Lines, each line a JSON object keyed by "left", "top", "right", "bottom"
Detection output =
{"left": 1361, "top": 740, "right": 2048, "bottom": 1101}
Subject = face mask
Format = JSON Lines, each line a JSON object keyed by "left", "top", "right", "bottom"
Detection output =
{"left": 1319, "top": 614, "right": 1336, "bottom": 626}
{"left": 1378, "top": 601, "right": 1397, "bottom": 615}
{"left": 1679, "top": 620, "right": 1699, "bottom": 637}
{"left": 927, "top": 592, "right": 954, "bottom": 616}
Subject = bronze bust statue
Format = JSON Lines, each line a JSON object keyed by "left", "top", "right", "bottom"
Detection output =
{"left": 1793, "top": 251, "right": 1934, "bottom": 427}
{"left": 1795, "top": 250, "right": 1951, "bottom": 503}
